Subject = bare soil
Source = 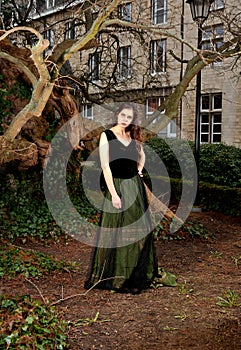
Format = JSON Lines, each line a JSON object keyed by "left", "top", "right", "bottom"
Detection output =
{"left": 1, "top": 211, "right": 241, "bottom": 350}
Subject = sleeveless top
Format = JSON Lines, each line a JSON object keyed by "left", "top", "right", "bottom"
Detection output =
{"left": 102, "top": 129, "right": 139, "bottom": 179}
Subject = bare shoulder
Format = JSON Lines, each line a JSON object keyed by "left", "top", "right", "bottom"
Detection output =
{"left": 99, "top": 131, "right": 108, "bottom": 145}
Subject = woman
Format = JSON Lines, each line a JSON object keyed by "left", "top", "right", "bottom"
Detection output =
{"left": 84, "top": 103, "right": 158, "bottom": 294}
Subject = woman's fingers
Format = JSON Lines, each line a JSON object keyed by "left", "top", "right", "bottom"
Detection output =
{"left": 112, "top": 195, "right": 122, "bottom": 209}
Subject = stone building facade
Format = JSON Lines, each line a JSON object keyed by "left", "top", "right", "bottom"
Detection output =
{"left": 28, "top": 0, "right": 241, "bottom": 147}
{"left": 182, "top": 0, "right": 241, "bottom": 147}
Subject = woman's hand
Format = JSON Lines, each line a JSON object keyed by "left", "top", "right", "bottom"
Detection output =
{"left": 112, "top": 194, "right": 122, "bottom": 209}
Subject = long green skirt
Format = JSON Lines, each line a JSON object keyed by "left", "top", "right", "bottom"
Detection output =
{"left": 84, "top": 175, "right": 158, "bottom": 293}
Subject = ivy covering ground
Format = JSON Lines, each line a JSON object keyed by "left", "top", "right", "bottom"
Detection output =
{"left": 0, "top": 244, "right": 74, "bottom": 279}
{"left": 0, "top": 295, "right": 70, "bottom": 349}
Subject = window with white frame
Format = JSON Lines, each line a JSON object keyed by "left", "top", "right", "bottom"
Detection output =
{"left": 46, "top": 29, "right": 54, "bottom": 49}
{"left": 82, "top": 104, "right": 94, "bottom": 120}
{"left": 34, "top": 0, "right": 42, "bottom": 12}
{"left": 200, "top": 93, "right": 222, "bottom": 143}
{"left": 202, "top": 25, "right": 224, "bottom": 65}
{"left": 118, "top": 2, "right": 132, "bottom": 22}
{"left": 146, "top": 97, "right": 176, "bottom": 137}
{"left": 32, "top": 0, "right": 47, "bottom": 14}
{"left": 89, "top": 51, "right": 101, "bottom": 81}
{"left": 118, "top": 46, "right": 131, "bottom": 78}
{"left": 65, "top": 21, "right": 76, "bottom": 40}
{"left": 150, "top": 39, "right": 166, "bottom": 74}
{"left": 146, "top": 96, "right": 164, "bottom": 115}
{"left": 46, "top": 0, "right": 55, "bottom": 9}
{"left": 211, "top": 0, "right": 225, "bottom": 11}
{"left": 202, "top": 25, "right": 224, "bottom": 51}
{"left": 152, "top": 0, "right": 167, "bottom": 25}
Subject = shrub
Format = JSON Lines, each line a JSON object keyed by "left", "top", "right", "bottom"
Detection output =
{"left": 145, "top": 137, "right": 195, "bottom": 180}
{"left": 199, "top": 143, "right": 241, "bottom": 187}
{"left": 145, "top": 138, "right": 241, "bottom": 215}
{"left": 146, "top": 137, "right": 241, "bottom": 188}
{"left": 200, "top": 182, "right": 241, "bottom": 216}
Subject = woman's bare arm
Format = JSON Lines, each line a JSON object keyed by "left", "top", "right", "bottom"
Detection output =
{"left": 99, "top": 132, "right": 122, "bottom": 209}
{"left": 137, "top": 144, "right": 145, "bottom": 176}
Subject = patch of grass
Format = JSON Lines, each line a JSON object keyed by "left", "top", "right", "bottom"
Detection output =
{"left": 163, "top": 326, "right": 179, "bottom": 331}
{"left": 232, "top": 255, "right": 241, "bottom": 267}
{"left": 174, "top": 312, "right": 187, "bottom": 321}
{"left": 216, "top": 289, "right": 241, "bottom": 308}
{"left": 178, "top": 279, "right": 194, "bottom": 295}
{"left": 0, "top": 244, "right": 73, "bottom": 279}
{"left": 210, "top": 250, "right": 223, "bottom": 259}
{"left": 0, "top": 294, "right": 70, "bottom": 349}
{"left": 69, "top": 312, "right": 112, "bottom": 327}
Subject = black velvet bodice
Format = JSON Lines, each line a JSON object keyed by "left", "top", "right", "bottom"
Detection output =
{"left": 104, "top": 129, "right": 139, "bottom": 179}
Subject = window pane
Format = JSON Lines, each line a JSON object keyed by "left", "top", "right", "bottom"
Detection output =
{"left": 47, "top": 0, "right": 55, "bottom": 9}
{"left": 158, "top": 0, "right": 165, "bottom": 6}
{"left": 201, "top": 95, "right": 209, "bottom": 110}
{"left": 157, "top": 40, "right": 166, "bottom": 72}
{"left": 36, "top": 0, "right": 45, "bottom": 12}
{"left": 153, "top": 0, "right": 166, "bottom": 24}
{"left": 156, "top": 9, "right": 164, "bottom": 23}
{"left": 118, "top": 3, "right": 132, "bottom": 21}
{"left": 202, "top": 42, "right": 212, "bottom": 50}
{"left": 201, "top": 124, "right": 209, "bottom": 132}
{"left": 89, "top": 52, "right": 101, "bottom": 80}
{"left": 213, "top": 114, "right": 222, "bottom": 123}
{"left": 216, "top": 0, "right": 224, "bottom": 9}
{"left": 213, "top": 124, "right": 221, "bottom": 132}
{"left": 170, "top": 119, "right": 177, "bottom": 134}
{"left": 213, "top": 134, "right": 221, "bottom": 143}
{"left": 83, "top": 105, "right": 93, "bottom": 119}
{"left": 151, "top": 41, "right": 158, "bottom": 73}
{"left": 213, "top": 95, "right": 222, "bottom": 109}
{"left": 46, "top": 29, "right": 54, "bottom": 48}
{"left": 66, "top": 21, "right": 75, "bottom": 39}
{"left": 201, "top": 114, "right": 209, "bottom": 123}
{"left": 159, "top": 125, "right": 167, "bottom": 133}
{"left": 201, "top": 134, "right": 209, "bottom": 143}
{"left": 124, "top": 5, "right": 132, "bottom": 21}
{"left": 119, "top": 46, "right": 131, "bottom": 77}
{"left": 149, "top": 97, "right": 160, "bottom": 110}
{"left": 215, "top": 26, "right": 224, "bottom": 37}
{"left": 215, "top": 40, "right": 223, "bottom": 49}
{"left": 203, "top": 28, "right": 212, "bottom": 40}
{"left": 151, "top": 40, "right": 166, "bottom": 73}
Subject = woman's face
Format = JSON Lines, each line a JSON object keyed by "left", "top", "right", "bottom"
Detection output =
{"left": 117, "top": 108, "right": 134, "bottom": 128}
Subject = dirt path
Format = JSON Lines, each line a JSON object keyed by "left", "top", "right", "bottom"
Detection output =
{"left": 1, "top": 211, "right": 241, "bottom": 349}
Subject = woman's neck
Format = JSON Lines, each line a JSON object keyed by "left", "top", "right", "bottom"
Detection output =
{"left": 112, "top": 125, "right": 127, "bottom": 136}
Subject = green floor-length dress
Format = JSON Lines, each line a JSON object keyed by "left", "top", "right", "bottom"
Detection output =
{"left": 84, "top": 130, "right": 158, "bottom": 293}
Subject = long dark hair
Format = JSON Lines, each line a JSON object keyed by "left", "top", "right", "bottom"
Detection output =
{"left": 114, "top": 103, "right": 143, "bottom": 144}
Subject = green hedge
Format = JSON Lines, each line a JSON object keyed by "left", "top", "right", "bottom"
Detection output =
{"left": 146, "top": 137, "right": 241, "bottom": 188}
{"left": 199, "top": 143, "right": 241, "bottom": 187}
{"left": 145, "top": 137, "right": 195, "bottom": 180}
{"left": 146, "top": 175, "right": 241, "bottom": 217}
{"left": 199, "top": 182, "right": 241, "bottom": 216}
{"left": 145, "top": 137, "right": 241, "bottom": 216}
